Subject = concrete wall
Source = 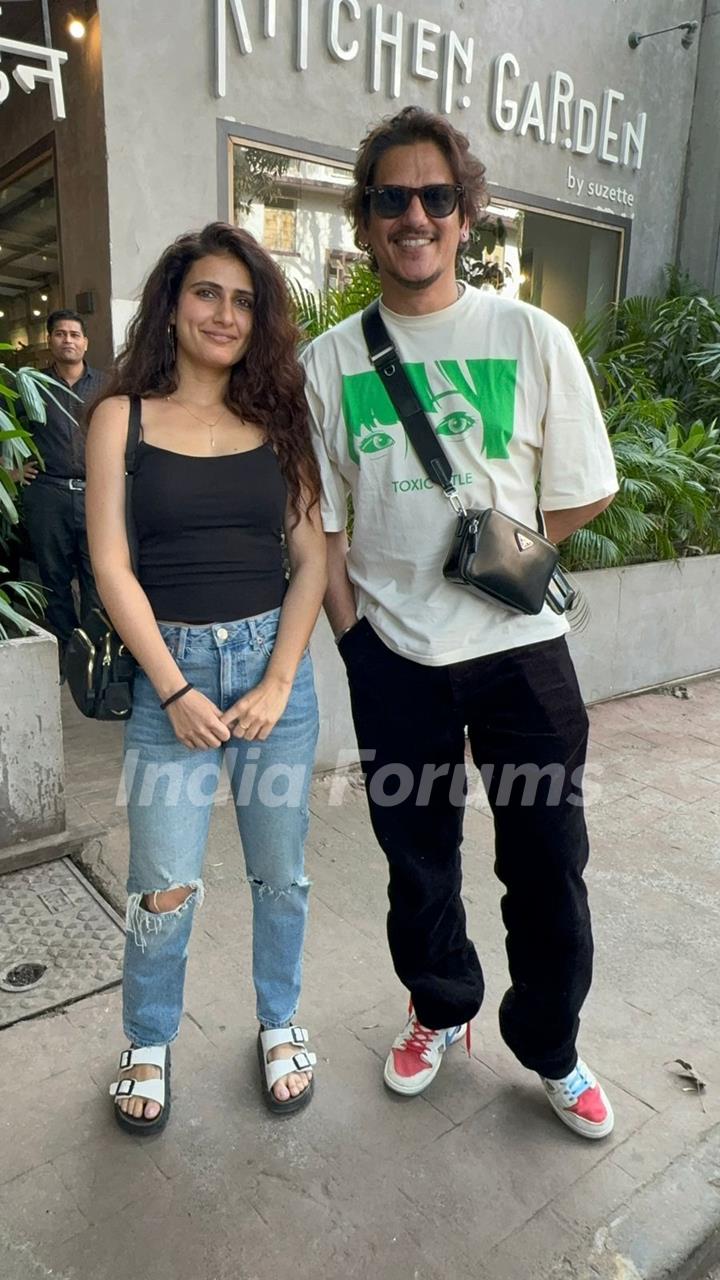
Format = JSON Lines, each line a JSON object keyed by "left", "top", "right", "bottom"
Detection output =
{"left": 309, "top": 557, "right": 720, "bottom": 770}
{"left": 568, "top": 556, "right": 720, "bottom": 703}
{"left": 0, "top": 625, "right": 66, "bottom": 847}
{"left": 0, "top": 2, "right": 114, "bottom": 366}
{"left": 678, "top": 1, "right": 720, "bottom": 294}
{"left": 95, "top": 0, "right": 704, "bottom": 324}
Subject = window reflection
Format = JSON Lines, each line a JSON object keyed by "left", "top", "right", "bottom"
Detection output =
{"left": 233, "top": 142, "right": 361, "bottom": 290}
{"left": 231, "top": 138, "right": 623, "bottom": 329}
{"left": 0, "top": 156, "right": 61, "bottom": 369}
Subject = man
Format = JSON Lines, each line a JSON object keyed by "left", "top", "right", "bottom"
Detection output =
{"left": 302, "top": 107, "right": 618, "bottom": 1139}
{"left": 21, "top": 309, "right": 105, "bottom": 664}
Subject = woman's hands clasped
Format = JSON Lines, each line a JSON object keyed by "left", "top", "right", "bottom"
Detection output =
{"left": 220, "top": 675, "right": 291, "bottom": 742}
{"left": 164, "top": 677, "right": 291, "bottom": 748}
{"left": 166, "top": 688, "right": 231, "bottom": 749}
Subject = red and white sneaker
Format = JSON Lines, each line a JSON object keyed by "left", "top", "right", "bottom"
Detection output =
{"left": 541, "top": 1058, "right": 614, "bottom": 1139}
{"left": 384, "top": 1012, "right": 469, "bottom": 1096}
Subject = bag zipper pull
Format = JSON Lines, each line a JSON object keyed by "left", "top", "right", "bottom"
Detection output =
{"left": 468, "top": 517, "right": 479, "bottom": 553}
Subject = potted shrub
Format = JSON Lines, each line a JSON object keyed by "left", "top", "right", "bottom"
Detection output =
{"left": 0, "top": 350, "right": 74, "bottom": 853}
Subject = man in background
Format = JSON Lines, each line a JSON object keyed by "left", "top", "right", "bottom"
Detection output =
{"left": 21, "top": 309, "right": 105, "bottom": 667}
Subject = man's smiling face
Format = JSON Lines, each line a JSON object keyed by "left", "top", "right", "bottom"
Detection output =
{"left": 361, "top": 140, "right": 468, "bottom": 311}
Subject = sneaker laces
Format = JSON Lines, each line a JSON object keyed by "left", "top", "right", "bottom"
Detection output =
{"left": 552, "top": 1060, "right": 596, "bottom": 1105}
{"left": 405, "top": 1002, "right": 472, "bottom": 1057}
{"left": 401, "top": 1019, "right": 437, "bottom": 1060}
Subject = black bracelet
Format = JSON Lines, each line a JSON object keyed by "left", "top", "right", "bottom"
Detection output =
{"left": 160, "top": 682, "right": 194, "bottom": 711}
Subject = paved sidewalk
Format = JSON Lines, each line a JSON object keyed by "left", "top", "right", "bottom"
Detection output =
{"left": 1, "top": 679, "right": 720, "bottom": 1279}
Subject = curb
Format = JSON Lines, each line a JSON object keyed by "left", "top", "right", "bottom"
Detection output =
{"left": 549, "top": 1122, "right": 720, "bottom": 1279}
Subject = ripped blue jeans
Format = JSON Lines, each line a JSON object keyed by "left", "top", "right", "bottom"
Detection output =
{"left": 122, "top": 607, "right": 319, "bottom": 1046}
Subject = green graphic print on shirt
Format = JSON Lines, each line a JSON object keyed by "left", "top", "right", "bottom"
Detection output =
{"left": 341, "top": 358, "right": 518, "bottom": 464}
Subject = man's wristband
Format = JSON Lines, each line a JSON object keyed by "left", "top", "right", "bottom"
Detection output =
{"left": 334, "top": 625, "right": 356, "bottom": 646}
{"left": 160, "top": 682, "right": 194, "bottom": 711}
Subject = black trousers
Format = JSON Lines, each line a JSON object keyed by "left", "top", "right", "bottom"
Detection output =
{"left": 22, "top": 479, "right": 99, "bottom": 655}
{"left": 339, "top": 619, "right": 593, "bottom": 1079}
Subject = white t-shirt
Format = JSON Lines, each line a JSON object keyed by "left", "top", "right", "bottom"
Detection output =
{"left": 302, "top": 285, "right": 618, "bottom": 666}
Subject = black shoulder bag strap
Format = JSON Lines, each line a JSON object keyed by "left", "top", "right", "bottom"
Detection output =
{"left": 362, "top": 299, "right": 549, "bottom": 527}
{"left": 361, "top": 299, "right": 578, "bottom": 616}
{"left": 361, "top": 298, "right": 465, "bottom": 514}
{"left": 125, "top": 396, "right": 142, "bottom": 577}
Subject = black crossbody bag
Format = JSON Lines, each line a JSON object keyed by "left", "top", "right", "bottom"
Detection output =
{"left": 64, "top": 396, "right": 141, "bottom": 719}
{"left": 361, "top": 300, "right": 576, "bottom": 617}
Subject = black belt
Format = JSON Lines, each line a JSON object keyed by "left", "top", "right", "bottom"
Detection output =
{"left": 37, "top": 475, "right": 86, "bottom": 491}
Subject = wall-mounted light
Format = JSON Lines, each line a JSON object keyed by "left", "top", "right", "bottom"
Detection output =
{"left": 629, "top": 21, "right": 699, "bottom": 51}
{"left": 40, "top": 293, "right": 49, "bottom": 302}
{"left": 32, "top": 309, "right": 42, "bottom": 317}
{"left": 0, "top": 311, "right": 5, "bottom": 320}
{"left": 67, "top": 17, "right": 87, "bottom": 40}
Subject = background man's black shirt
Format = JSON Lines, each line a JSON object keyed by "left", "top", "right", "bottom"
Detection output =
{"left": 28, "top": 364, "right": 105, "bottom": 479}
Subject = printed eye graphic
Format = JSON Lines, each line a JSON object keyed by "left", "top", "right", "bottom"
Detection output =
{"left": 359, "top": 432, "right": 395, "bottom": 455}
{"left": 436, "top": 412, "right": 476, "bottom": 437}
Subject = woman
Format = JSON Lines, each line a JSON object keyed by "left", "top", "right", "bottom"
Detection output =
{"left": 86, "top": 222, "right": 326, "bottom": 1134}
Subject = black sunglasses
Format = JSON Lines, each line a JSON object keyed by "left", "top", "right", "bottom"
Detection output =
{"left": 364, "top": 184, "right": 465, "bottom": 220}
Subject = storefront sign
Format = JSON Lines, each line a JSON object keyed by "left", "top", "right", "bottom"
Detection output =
{"left": 216, "top": 0, "right": 474, "bottom": 114}
{"left": 0, "top": 34, "right": 68, "bottom": 120}
{"left": 492, "top": 54, "right": 646, "bottom": 171}
{"left": 214, "top": 3, "right": 647, "bottom": 173}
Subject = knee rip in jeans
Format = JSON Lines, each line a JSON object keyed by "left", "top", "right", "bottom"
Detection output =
{"left": 125, "top": 880, "right": 204, "bottom": 949}
{"left": 248, "top": 873, "right": 311, "bottom": 900}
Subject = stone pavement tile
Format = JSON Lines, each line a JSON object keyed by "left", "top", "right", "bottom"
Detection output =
{"left": 575, "top": 993, "right": 718, "bottom": 1115}
{"left": 347, "top": 994, "right": 504, "bottom": 1125}
{"left": 298, "top": 1023, "right": 456, "bottom": 1160}
{"left": 374, "top": 1091, "right": 609, "bottom": 1265}
{"left": 610, "top": 1092, "right": 720, "bottom": 1185}
{"left": 0, "top": 1066, "right": 107, "bottom": 1185}
{"left": 482, "top": 1205, "right": 586, "bottom": 1279}
{"left": 0, "top": 1006, "right": 94, "bottom": 1087}
{"left": 585, "top": 790, "right": 691, "bottom": 839}
{"left": 549, "top": 1155, "right": 639, "bottom": 1231}
{"left": 304, "top": 942, "right": 398, "bottom": 1029}
{"left": 591, "top": 828, "right": 720, "bottom": 909}
{"left": 47, "top": 1181, "right": 270, "bottom": 1280}
{"left": 0, "top": 1162, "right": 88, "bottom": 1246}
{"left": 608, "top": 755, "right": 719, "bottom": 803}
{"left": 304, "top": 891, "right": 385, "bottom": 960}
{"left": 629, "top": 730, "right": 720, "bottom": 765}
{"left": 585, "top": 878, "right": 717, "bottom": 1013}
{"left": 622, "top": 783, "right": 690, "bottom": 813}
{"left": 51, "top": 1131, "right": 169, "bottom": 1225}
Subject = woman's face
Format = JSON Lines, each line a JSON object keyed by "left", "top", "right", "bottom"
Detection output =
{"left": 173, "top": 252, "right": 255, "bottom": 370}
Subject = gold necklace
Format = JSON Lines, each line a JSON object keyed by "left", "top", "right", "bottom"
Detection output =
{"left": 167, "top": 395, "right": 226, "bottom": 450}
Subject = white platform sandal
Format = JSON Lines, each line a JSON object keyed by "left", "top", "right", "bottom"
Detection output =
{"left": 109, "top": 1044, "right": 171, "bottom": 1136}
{"left": 257, "top": 1026, "right": 316, "bottom": 1116}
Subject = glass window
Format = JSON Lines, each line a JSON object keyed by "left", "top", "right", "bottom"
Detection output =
{"left": 466, "top": 201, "right": 623, "bottom": 329}
{"left": 263, "top": 198, "right": 298, "bottom": 255}
{"left": 232, "top": 140, "right": 357, "bottom": 291}
{"left": 0, "top": 155, "right": 61, "bottom": 369}
{"left": 229, "top": 135, "right": 624, "bottom": 327}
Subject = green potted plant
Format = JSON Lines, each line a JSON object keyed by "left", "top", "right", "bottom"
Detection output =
{"left": 0, "top": 347, "right": 81, "bottom": 855}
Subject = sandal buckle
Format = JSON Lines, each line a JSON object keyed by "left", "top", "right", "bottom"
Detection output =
{"left": 292, "top": 1051, "right": 312, "bottom": 1072}
{"left": 116, "top": 1078, "right": 135, "bottom": 1096}
{"left": 119, "top": 1049, "right": 132, "bottom": 1069}
{"left": 290, "top": 1026, "right": 308, "bottom": 1045}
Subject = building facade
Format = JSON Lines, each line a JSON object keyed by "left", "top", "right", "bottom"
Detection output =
{"left": 0, "top": 0, "right": 716, "bottom": 367}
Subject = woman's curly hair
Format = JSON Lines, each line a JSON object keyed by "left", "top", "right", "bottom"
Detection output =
{"left": 92, "top": 222, "right": 319, "bottom": 524}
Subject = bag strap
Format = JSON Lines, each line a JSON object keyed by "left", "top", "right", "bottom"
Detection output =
{"left": 124, "top": 396, "right": 142, "bottom": 577}
{"left": 361, "top": 300, "right": 466, "bottom": 515}
{"left": 361, "top": 298, "right": 548, "bottom": 531}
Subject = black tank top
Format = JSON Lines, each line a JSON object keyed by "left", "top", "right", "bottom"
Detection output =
{"left": 132, "top": 440, "right": 287, "bottom": 624}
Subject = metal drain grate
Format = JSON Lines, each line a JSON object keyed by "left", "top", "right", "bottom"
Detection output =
{"left": 0, "top": 857, "right": 124, "bottom": 1028}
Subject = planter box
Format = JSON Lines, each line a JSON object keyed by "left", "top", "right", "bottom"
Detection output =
{"left": 310, "top": 555, "right": 720, "bottom": 770}
{"left": 0, "top": 622, "right": 66, "bottom": 849}
{"left": 568, "top": 555, "right": 720, "bottom": 703}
